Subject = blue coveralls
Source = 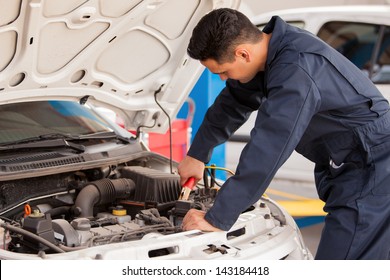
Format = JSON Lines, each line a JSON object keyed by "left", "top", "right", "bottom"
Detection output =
{"left": 187, "top": 16, "right": 390, "bottom": 259}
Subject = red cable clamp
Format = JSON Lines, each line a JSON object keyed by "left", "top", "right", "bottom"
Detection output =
{"left": 178, "top": 177, "right": 196, "bottom": 201}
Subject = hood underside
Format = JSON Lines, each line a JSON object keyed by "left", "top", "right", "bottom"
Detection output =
{"left": 0, "top": 0, "right": 240, "bottom": 132}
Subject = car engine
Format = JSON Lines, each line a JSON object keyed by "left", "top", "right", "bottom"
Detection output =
{"left": 0, "top": 156, "right": 218, "bottom": 256}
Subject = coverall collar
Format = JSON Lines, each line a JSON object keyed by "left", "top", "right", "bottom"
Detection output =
{"left": 262, "top": 16, "right": 287, "bottom": 68}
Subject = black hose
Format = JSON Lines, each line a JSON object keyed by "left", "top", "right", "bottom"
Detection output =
{"left": 45, "top": 206, "right": 71, "bottom": 217}
{"left": 203, "top": 169, "right": 209, "bottom": 190}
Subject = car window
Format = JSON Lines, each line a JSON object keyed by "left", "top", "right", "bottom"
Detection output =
{"left": 317, "top": 22, "right": 390, "bottom": 84}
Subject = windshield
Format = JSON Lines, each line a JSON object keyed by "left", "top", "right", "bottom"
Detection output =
{"left": 0, "top": 101, "right": 113, "bottom": 145}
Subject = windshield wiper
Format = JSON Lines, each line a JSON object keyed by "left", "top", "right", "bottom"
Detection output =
{"left": 0, "top": 133, "right": 81, "bottom": 146}
{"left": 0, "top": 131, "right": 134, "bottom": 152}
{"left": 78, "top": 131, "right": 134, "bottom": 144}
{"left": 0, "top": 138, "right": 85, "bottom": 152}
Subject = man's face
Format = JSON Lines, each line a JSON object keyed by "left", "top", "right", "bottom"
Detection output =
{"left": 201, "top": 56, "right": 258, "bottom": 84}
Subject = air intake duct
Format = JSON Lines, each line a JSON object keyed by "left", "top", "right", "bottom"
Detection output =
{"left": 74, "top": 178, "right": 136, "bottom": 218}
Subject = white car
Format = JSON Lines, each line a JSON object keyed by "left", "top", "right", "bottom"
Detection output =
{"left": 0, "top": 1, "right": 311, "bottom": 260}
{"left": 226, "top": 5, "right": 390, "bottom": 186}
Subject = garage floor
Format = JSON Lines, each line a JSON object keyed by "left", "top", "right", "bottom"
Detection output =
{"left": 299, "top": 221, "right": 324, "bottom": 256}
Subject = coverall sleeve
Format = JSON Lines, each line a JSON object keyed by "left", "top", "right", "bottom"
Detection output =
{"left": 187, "top": 77, "right": 263, "bottom": 163}
{"left": 205, "top": 64, "right": 322, "bottom": 230}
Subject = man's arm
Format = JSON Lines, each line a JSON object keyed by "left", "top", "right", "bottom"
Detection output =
{"left": 179, "top": 79, "right": 262, "bottom": 185}
{"left": 204, "top": 64, "right": 321, "bottom": 230}
{"left": 187, "top": 77, "right": 264, "bottom": 163}
{"left": 178, "top": 78, "right": 264, "bottom": 231}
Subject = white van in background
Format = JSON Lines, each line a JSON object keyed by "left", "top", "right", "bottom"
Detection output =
{"left": 226, "top": 5, "right": 390, "bottom": 186}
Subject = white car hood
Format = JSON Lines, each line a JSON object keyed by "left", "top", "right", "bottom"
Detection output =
{"left": 0, "top": 0, "right": 240, "bottom": 133}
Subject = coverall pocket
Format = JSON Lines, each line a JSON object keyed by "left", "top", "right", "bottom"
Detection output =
{"left": 316, "top": 161, "right": 364, "bottom": 205}
{"left": 370, "top": 141, "right": 390, "bottom": 195}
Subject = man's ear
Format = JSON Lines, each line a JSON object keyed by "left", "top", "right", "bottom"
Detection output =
{"left": 235, "top": 48, "right": 250, "bottom": 62}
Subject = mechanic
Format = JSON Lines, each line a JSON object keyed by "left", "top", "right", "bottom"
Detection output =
{"left": 178, "top": 8, "right": 390, "bottom": 260}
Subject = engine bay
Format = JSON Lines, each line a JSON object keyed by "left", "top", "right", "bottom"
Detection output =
{"left": 0, "top": 155, "right": 218, "bottom": 257}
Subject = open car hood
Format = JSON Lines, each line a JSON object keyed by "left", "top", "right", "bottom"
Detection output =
{"left": 0, "top": 0, "right": 240, "bottom": 133}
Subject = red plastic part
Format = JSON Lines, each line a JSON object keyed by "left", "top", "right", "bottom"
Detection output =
{"left": 148, "top": 119, "right": 190, "bottom": 162}
{"left": 182, "top": 177, "right": 196, "bottom": 189}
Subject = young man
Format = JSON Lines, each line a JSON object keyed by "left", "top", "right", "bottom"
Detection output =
{"left": 178, "top": 8, "right": 390, "bottom": 260}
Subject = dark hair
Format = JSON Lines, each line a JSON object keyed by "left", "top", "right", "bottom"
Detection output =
{"left": 187, "top": 8, "right": 262, "bottom": 63}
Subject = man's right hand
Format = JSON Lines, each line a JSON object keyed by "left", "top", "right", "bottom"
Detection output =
{"left": 182, "top": 209, "right": 222, "bottom": 232}
{"left": 178, "top": 155, "right": 205, "bottom": 186}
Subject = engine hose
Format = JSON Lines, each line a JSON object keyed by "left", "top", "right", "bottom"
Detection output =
{"left": 74, "top": 178, "right": 136, "bottom": 218}
{"left": 58, "top": 243, "right": 88, "bottom": 252}
{"left": 193, "top": 201, "right": 206, "bottom": 211}
{"left": 138, "top": 211, "right": 173, "bottom": 227}
{"left": 45, "top": 206, "right": 71, "bottom": 218}
{"left": 0, "top": 223, "right": 65, "bottom": 254}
